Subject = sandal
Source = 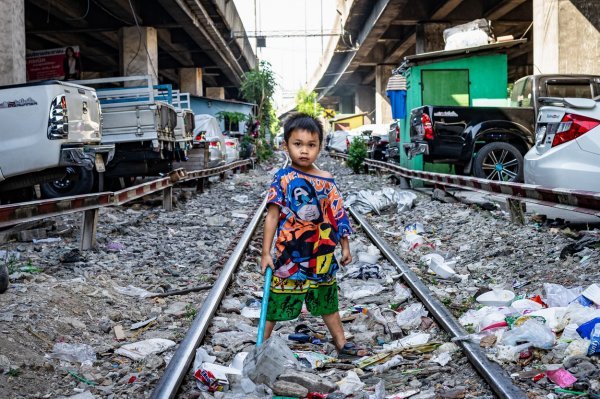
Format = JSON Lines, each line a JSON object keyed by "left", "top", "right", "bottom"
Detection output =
{"left": 337, "top": 342, "right": 371, "bottom": 359}
{"left": 294, "top": 324, "right": 327, "bottom": 340}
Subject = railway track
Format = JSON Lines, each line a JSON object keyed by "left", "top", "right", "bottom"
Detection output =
{"left": 148, "top": 163, "right": 528, "bottom": 398}
{"left": 4, "top": 154, "right": 595, "bottom": 398}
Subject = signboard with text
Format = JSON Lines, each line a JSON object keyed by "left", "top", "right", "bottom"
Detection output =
{"left": 26, "top": 46, "right": 80, "bottom": 81}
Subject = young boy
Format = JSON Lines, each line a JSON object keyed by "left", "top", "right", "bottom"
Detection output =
{"left": 260, "top": 113, "right": 367, "bottom": 357}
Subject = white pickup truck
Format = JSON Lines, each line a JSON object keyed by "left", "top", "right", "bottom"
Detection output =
{"left": 155, "top": 86, "right": 195, "bottom": 162}
{"left": 74, "top": 75, "right": 182, "bottom": 182}
{"left": 0, "top": 80, "right": 114, "bottom": 200}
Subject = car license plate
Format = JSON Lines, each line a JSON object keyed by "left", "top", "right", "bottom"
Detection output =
{"left": 95, "top": 153, "right": 106, "bottom": 173}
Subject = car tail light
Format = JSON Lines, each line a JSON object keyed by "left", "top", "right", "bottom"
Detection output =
{"left": 47, "top": 94, "right": 68, "bottom": 139}
{"left": 551, "top": 113, "right": 600, "bottom": 147}
{"left": 395, "top": 125, "right": 400, "bottom": 142}
{"left": 210, "top": 141, "right": 219, "bottom": 148}
{"left": 226, "top": 142, "right": 236, "bottom": 147}
{"left": 421, "top": 113, "right": 433, "bottom": 140}
{"left": 346, "top": 138, "right": 350, "bottom": 148}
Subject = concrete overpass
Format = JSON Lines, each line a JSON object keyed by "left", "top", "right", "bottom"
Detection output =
{"left": 309, "top": 0, "right": 599, "bottom": 124}
{"left": 1, "top": 0, "right": 257, "bottom": 99}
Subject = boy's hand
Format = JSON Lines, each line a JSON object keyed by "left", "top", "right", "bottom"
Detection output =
{"left": 340, "top": 247, "right": 352, "bottom": 266}
{"left": 261, "top": 253, "right": 274, "bottom": 274}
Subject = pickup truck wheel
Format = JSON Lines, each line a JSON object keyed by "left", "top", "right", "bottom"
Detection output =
{"left": 40, "top": 167, "right": 95, "bottom": 198}
{"left": 473, "top": 142, "right": 524, "bottom": 182}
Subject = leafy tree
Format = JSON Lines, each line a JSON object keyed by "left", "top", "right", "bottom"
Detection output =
{"left": 240, "top": 61, "right": 277, "bottom": 139}
{"left": 295, "top": 88, "right": 324, "bottom": 118}
{"left": 346, "top": 138, "right": 368, "bottom": 173}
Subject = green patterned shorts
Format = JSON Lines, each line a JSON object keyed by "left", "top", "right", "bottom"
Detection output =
{"left": 266, "top": 276, "right": 339, "bottom": 321}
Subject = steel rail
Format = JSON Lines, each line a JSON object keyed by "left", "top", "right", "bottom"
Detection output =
{"left": 332, "top": 153, "right": 600, "bottom": 217}
{"left": 0, "top": 159, "right": 253, "bottom": 228}
{"left": 349, "top": 208, "right": 527, "bottom": 399}
{"left": 150, "top": 195, "right": 268, "bottom": 399}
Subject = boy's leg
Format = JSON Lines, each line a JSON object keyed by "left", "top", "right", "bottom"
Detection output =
{"left": 322, "top": 312, "right": 346, "bottom": 350}
{"left": 263, "top": 320, "right": 276, "bottom": 341}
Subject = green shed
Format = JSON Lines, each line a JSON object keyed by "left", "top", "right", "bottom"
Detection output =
{"left": 395, "top": 40, "right": 527, "bottom": 173}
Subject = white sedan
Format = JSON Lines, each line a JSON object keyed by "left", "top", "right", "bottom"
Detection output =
{"left": 524, "top": 97, "right": 600, "bottom": 191}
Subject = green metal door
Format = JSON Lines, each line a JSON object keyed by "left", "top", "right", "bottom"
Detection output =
{"left": 421, "top": 69, "right": 470, "bottom": 106}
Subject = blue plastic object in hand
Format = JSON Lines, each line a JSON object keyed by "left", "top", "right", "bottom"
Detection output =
{"left": 256, "top": 267, "right": 273, "bottom": 346}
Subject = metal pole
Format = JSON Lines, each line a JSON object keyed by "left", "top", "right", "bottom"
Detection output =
{"left": 80, "top": 208, "right": 99, "bottom": 250}
{"left": 348, "top": 208, "right": 527, "bottom": 399}
{"left": 150, "top": 196, "right": 268, "bottom": 399}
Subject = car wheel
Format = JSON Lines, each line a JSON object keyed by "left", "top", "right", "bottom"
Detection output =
{"left": 473, "top": 142, "right": 524, "bottom": 182}
{"left": 40, "top": 166, "right": 95, "bottom": 198}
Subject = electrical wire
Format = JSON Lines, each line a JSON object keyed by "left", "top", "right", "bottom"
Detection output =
{"left": 92, "top": 0, "right": 135, "bottom": 25}
{"left": 127, "top": 0, "right": 159, "bottom": 82}
{"left": 65, "top": 0, "right": 90, "bottom": 20}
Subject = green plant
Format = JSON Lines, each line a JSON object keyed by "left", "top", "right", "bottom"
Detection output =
{"left": 256, "top": 138, "right": 274, "bottom": 161}
{"left": 346, "top": 138, "right": 367, "bottom": 173}
{"left": 184, "top": 304, "right": 197, "bottom": 320}
{"left": 240, "top": 61, "right": 277, "bottom": 138}
{"left": 215, "top": 111, "right": 248, "bottom": 132}
{"left": 295, "top": 88, "right": 324, "bottom": 118}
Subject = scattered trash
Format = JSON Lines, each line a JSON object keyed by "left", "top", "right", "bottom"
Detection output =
{"left": 115, "top": 338, "right": 176, "bottom": 361}
{"left": 114, "top": 285, "right": 158, "bottom": 298}
{"left": 396, "top": 303, "right": 428, "bottom": 329}
{"left": 32, "top": 237, "right": 61, "bottom": 244}
{"left": 476, "top": 289, "right": 515, "bottom": 307}
{"left": 47, "top": 343, "right": 96, "bottom": 365}
{"left": 501, "top": 319, "right": 555, "bottom": 349}
{"left": 346, "top": 188, "right": 417, "bottom": 215}
{"left": 337, "top": 371, "right": 365, "bottom": 395}
{"left": 243, "top": 336, "right": 299, "bottom": 386}
{"left": 546, "top": 368, "right": 577, "bottom": 388}
{"left": 339, "top": 280, "right": 385, "bottom": 300}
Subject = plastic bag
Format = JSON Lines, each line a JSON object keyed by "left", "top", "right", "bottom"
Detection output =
{"left": 372, "top": 355, "right": 403, "bottom": 374}
{"left": 115, "top": 338, "right": 176, "bottom": 361}
{"left": 47, "top": 343, "right": 96, "bottom": 365}
{"left": 500, "top": 319, "right": 555, "bottom": 349}
{"left": 393, "top": 283, "right": 412, "bottom": 303}
{"left": 242, "top": 336, "right": 299, "bottom": 386}
{"left": 339, "top": 280, "right": 385, "bottom": 300}
{"left": 396, "top": 303, "right": 428, "bottom": 329}
{"left": 586, "top": 323, "right": 600, "bottom": 356}
{"left": 369, "top": 379, "right": 386, "bottom": 399}
{"left": 544, "top": 283, "right": 582, "bottom": 307}
{"left": 346, "top": 188, "right": 416, "bottom": 215}
{"left": 114, "top": 284, "right": 158, "bottom": 298}
{"left": 337, "top": 371, "right": 365, "bottom": 395}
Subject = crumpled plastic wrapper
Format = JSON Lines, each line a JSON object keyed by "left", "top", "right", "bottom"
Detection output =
{"left": 346, "top": 188, "right": 417, "bottom": 215}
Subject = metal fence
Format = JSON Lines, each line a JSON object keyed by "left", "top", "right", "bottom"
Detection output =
{"left": 0, "top": 159, "right": 254, "bottom": 249}
{"left": 331, "top": 153, "right": 600, "bottom": 219}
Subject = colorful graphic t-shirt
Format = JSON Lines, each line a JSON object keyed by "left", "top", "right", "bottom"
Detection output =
{"left": 267, "top": 166, "right": 353, "bottom": 282}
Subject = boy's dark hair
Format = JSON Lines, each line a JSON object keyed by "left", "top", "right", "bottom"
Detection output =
{"left": 283, "top": 113, "right": 323, "bottom": 144}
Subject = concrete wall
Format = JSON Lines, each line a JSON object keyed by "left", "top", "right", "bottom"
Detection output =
{"left": 190, "top": 96, "right": 254, "bottom": 133}
{"left": 534, "top": 0, "right": 600, "bottom": 74}
{"left": 0, "top": 0, "right": 25, "bottom": 85}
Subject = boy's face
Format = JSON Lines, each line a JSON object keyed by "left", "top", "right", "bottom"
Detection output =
{"left": 284, "top": 129, "right": 320, "bottom": 170}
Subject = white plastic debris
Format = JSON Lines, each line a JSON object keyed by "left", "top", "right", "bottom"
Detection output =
{"left": 337, "top": 371, "right": 365, "bottom": 395}
{"left": 395, "top": 303, "right": 428, "bottom": 329}
{"left": 383, "top": 332, "right": 431, "bottom": 351}
{"left": 115, "top": 338, "right": 176, "bottom": 361}
{"left": 114, "top": 285, "right": 158, "bottom": 298}
{"left": 47, "top": 343, "right": 96, "bottom": 365}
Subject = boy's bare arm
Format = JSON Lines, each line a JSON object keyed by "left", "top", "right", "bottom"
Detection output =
{"left": 340, "top": 236, "right": 352, "bottom": 266}
{"left": 261, "top": 204, "right": 280, "bottom": 274}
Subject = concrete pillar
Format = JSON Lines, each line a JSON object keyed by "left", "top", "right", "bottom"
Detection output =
{"left": 534, "top": 0, "right": 600, "bottom": 74}
{"left": 416, "top": 22, "right": 450, "bottom": 54}
{"left": 120, "top": 26, "right": 158, "bottom": 85}
{"left": 355, "top": 85, "right": 375, "bottom": 124}
{"left": 179, "top": 68, "right": 203, "bottom": 96}
{"left": 0, "top": 0, "right": 25, "bottom": 85}
{"left": 205, "top": 87, "right": 225, "bottom": 99}
{"left": 375, "top": 65, "right": 394, "bottom": 125}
